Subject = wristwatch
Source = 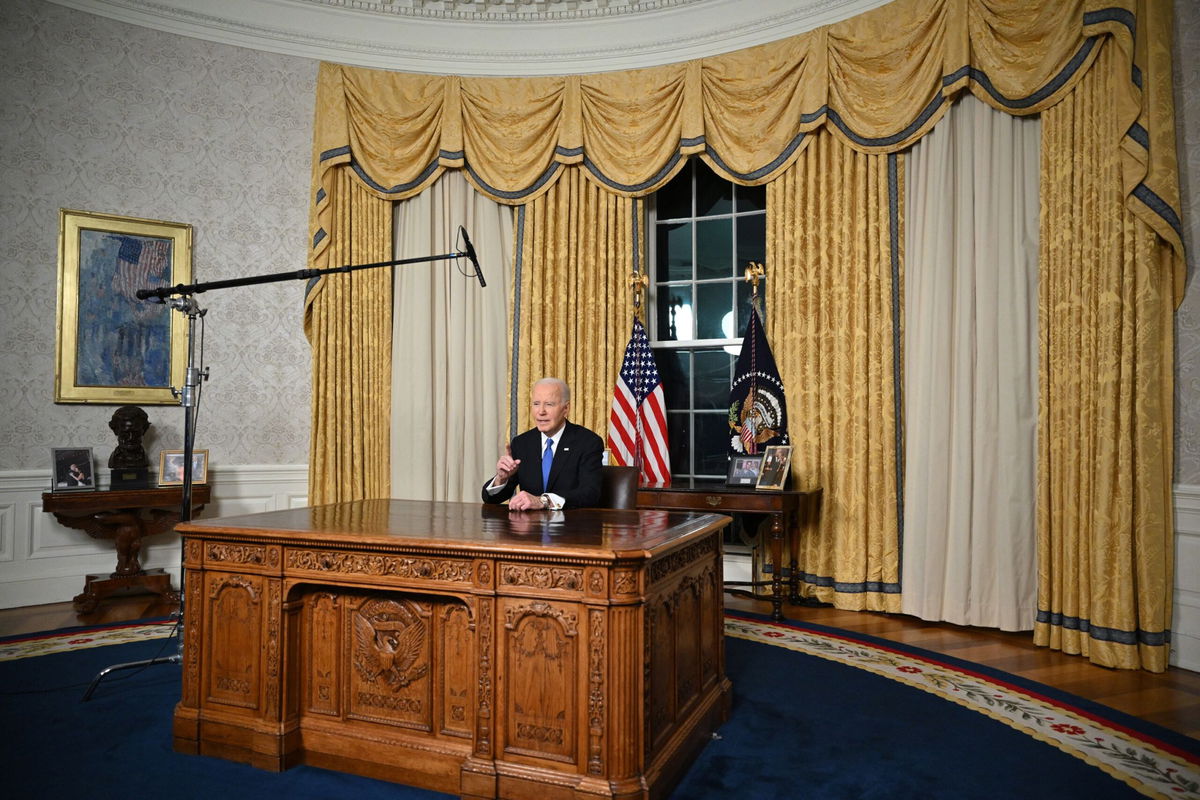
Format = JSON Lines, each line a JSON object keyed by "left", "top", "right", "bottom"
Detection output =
{"left": 540, "top": 494, "right": 552, "bottom": 509}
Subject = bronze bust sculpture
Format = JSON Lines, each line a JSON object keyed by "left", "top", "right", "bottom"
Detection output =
{"left": 108, "top": 405, "right": 150, "bottom": 469}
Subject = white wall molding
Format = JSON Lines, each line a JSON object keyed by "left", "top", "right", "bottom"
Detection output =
{"left": 47, "top": 0, "right": 892, "bottom": 75}
{"left": 0, "top": 465, "right": 307, "bottom": 610}
{"left": 1173, "top": 483, "right": 1200, "bottom": 672}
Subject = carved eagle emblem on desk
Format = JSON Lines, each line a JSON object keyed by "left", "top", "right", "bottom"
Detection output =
{"left": 352, "top": 600, "right": 428, "bottom": 690}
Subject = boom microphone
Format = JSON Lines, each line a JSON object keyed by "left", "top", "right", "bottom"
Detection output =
{"left": 460, "top": 226, "right": 486, "bottom": 288}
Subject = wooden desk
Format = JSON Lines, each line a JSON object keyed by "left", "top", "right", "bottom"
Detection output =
{"left": 41, "top": 485, "right": 211, "bottom": 613}
{"left": 636, "top": 482, "right": 822, "bottom": 621}
{"left": 172, "top": 500, "right": 731, "bottom": 800}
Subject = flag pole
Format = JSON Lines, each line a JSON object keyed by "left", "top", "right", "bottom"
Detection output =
{"left": 628, "top": 270, "right": 649, "bottom": 476}
{"left": 743, "top": 263, "right": 765, "bottom": 455}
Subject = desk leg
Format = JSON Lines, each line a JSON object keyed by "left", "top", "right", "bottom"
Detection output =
{"left": 768, "top": 513, "right": 784, "bottom": 621}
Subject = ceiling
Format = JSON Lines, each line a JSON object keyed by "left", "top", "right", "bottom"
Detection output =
{"left": 47, "top": 0, "right": 892, "bottom": 75}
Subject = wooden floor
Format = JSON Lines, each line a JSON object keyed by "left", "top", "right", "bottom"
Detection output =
{"left": 2, "top": 592, "right": 1197, "bottom": 740}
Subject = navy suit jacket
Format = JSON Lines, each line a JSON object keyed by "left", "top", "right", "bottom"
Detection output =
{"left": 481, "top": 421, "right": 604, "bottom": 509}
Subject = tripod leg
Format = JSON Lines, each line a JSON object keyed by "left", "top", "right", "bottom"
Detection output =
{"left": 82, "top": 652, "right": 180, "bottom": 701}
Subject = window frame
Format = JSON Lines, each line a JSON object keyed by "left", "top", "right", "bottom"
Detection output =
{"left": 646, "top": 160, "right": 767, "bottom": 482}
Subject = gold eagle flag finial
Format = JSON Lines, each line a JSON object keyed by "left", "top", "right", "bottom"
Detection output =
{"left": 744, "top": 262, "right": 765, "bottom": 297}
{"left": 629, "top": 270, "right": 649, "bottom": 312}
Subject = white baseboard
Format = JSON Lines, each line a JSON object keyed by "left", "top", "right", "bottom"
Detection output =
{"left": 1173, "top": 483, "right": 1200, "bottom": 672}
{"left": 0, "top": 465, "right": 308, "bottom": 610}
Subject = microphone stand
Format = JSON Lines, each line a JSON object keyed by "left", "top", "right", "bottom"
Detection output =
{"left": 81, "top": 246, "right": 475, "bottom": 700}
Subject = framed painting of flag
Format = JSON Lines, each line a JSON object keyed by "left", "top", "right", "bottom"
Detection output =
{"left": 55, "top": 209, "right": 192, "bottom": 404}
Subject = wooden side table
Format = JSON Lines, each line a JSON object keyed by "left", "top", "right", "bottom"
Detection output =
{"left": 637, "top": 481, "right": 822, "bottom": 620}
{"left": 42, "top": 485, "right": 212, "bottom": 613}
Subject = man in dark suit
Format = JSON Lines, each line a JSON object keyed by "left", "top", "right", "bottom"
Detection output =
{"left": 482, "top": 377, "right": 604, "bottom": 510}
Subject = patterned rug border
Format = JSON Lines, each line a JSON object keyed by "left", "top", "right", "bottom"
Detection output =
{"left": 0, "top": 618, "right": 177, "bottom": 662}
{"left": 727, "top": 612, "right": 1200, "bottom": 800}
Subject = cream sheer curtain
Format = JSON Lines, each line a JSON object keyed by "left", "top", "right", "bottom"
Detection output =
{"left": 390, "top": 171, "right": 515, "bottom": 502}
{"left": 901, "top": 95, "right": 1041, "bottom": 630}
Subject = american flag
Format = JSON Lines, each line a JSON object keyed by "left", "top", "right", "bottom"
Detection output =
{"left": 608, "top": 318, "right": 670, "bottom": 486}
{"left": 113, "top": 236, "right": 171, "bottom": 301}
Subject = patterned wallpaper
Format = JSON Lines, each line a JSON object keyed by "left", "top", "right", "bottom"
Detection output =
{"left": 0, "top": 0, "right": 317, "bottom": 471}
{"left": 0, "top": 0, "right": 1198, "bottom": 484}
{"left": 1174, "top": 4, "right": 1200, "bottom": 486}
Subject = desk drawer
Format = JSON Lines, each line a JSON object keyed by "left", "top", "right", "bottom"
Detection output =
{"left": 638, "top": 491, "right": 789, "bottom": 515}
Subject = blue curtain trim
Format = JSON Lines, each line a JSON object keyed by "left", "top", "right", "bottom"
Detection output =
{"left": 781, "top": 568, "right": 902, "bottom": 595}
{"left": 1132, "top": 183, "right": 1184, "bottom": 239}
{"left": 705, "top": 132, "right": 808, "bottom": 182}
{"left": 467, "top": 161, "right": 562, "bottom": 201}
{"left": 312, "top": 228, "right": 326, "bottom": 248}
{"left": 510, "top": 205, "right": 526, "bottom": 436}
{"left": 888, "top": 152, "right": 904, "bottom": 576}
{"left": 585, "top": 153, "right": 683, "bottom": 194}
{"left": 315, "top": 187, "right": 326, "bottom": 205}
{"left": 319, "top": 145, "right": 351, "bottom": 162}
{"left": 351, "top": 158, "right": 441, "bottom": 195}
{"left": 1083, "top": 7, "right": 1135, "bottom": 35}
{"left": 1036, "top": 609, "right": 1170, "bottom": 647}
{"left": 1128, "top": 121, "right": 1150, "bottom": 149}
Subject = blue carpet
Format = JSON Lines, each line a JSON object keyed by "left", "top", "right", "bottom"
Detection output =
{"left": 1, "top": 618, "right": 1194, "bottom": 799}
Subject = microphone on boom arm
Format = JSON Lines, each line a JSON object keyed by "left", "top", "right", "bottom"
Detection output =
{"left": 459, "top": 226, "right": 486, "bottom": 288}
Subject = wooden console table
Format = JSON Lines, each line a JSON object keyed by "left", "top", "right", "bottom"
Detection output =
{"left": 42, "top": 485, "right": 211, "bottom": 613}
{"left": 173, "top": 499, "right": 730, "bottom": 800}
{"left": 636, "top": 481, "right": 822, "bottom": 621}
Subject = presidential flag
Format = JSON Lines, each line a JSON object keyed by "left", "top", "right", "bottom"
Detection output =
{"left": 608, "top": 318, "right": 670, "bottom": 485}
{"left": 728, "top": 304, "right": 788, "bottom": 455}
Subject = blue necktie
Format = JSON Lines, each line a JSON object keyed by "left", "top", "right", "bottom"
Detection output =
{"left": 542, "top": 438, "right": 554, "bottom": 492}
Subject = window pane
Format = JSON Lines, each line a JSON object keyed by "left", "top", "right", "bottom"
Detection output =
{"left": 658, "top": 349, "right": 690, "bottom": 410}
{"left": 657, "top": 165, "right": 692, "bottom": 220}
{"left": 694, "top": 349, "right": 733, "bottom": 410}
{"left": 656, "top": 287, "right": 694, "bottom": 341}
{"left": 694, "top": 412, "right": 730, "bottom": 477}
{"left": 737, "top": 183, "right": 766, "bottom": 213}
{"left": 736, "top": 214, "right": 766, "bottom": 271}
{"left": 736, "top": 280, "right": 765, "bottom": 337}
{"left": 696, "top": 169, "right": 732, "bottom": 216}
{"left": 695, "top": 282, "right": 733, "bottom": 340}
{"left": 656, "top": 222, "right": 692, "bottom": 282}
{"left": 668, "top": 413, "right": 690, "bottom": 474}
{"left": 696, "top": 218, "right": 733, "bottom": 280}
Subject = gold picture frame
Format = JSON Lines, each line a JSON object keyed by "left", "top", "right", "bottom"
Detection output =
{"left": 158, "top": 449, "right": 208, "bottom": 486}
{"left": 755, "top": 445, "right": 793, "bottom": 491}
{"left": 55, "top": 209, "right": 192, "bottom": 404}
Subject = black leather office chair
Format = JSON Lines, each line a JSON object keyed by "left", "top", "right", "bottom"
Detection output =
{"left": 599, "top": 465, "right": 639, "bottom": 509}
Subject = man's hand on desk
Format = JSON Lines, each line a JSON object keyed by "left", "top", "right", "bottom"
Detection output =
{"left": 508, "top": 490, "right": 549, "bottom": 511}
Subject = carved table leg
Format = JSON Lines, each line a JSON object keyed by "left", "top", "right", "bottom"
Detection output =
{"left": 768, "top": 512, "right": 784, "bottom": 621}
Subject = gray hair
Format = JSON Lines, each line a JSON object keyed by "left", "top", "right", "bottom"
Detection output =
{"left": 534, "top": 377, "right": 570, "bottom": 404}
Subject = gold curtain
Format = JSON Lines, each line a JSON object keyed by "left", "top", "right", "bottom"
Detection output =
{"left": 511, "top": 166, "right": 638, "bottom": 436}
{"left": 303, "top": 167, "right": 393, "bottom": 503}
{"left": 767, "top": 133, "right": 903, "bottom": 612}
{"left": 1035, "top": 37, "right": 1177, "bottom": 672}
{"left": 303, "top": 0, "right": 1184, "bottom": 668}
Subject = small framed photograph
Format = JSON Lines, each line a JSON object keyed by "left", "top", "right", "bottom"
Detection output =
{"left": 51, "top": 447, "right": 96, "bottom": 492}
{"left": 755, "top": 445, "right": 793, "bottom": 491}
{"left": 726, "top": 454, "right": 764, "bottom": 487}
{"left": 158, "top": 449, "right": 208, "bottom": 486}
